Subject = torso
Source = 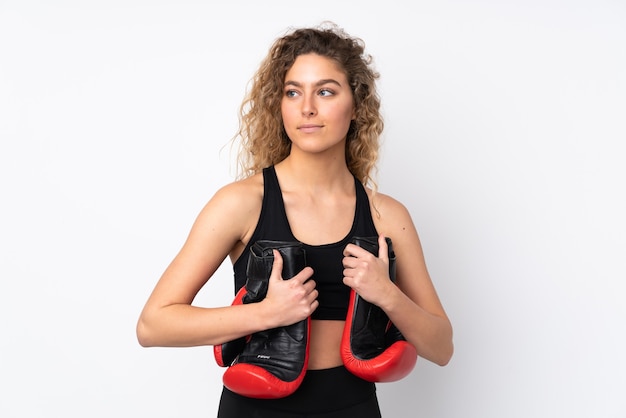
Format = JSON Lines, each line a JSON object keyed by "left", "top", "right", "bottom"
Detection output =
{"left": 229, "top": 165, "right": 378, "bottom": 369}
{"left": 308, "top": 320, "right": 345, "bottom": 369}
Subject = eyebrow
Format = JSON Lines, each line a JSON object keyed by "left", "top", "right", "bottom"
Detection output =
{"left": 284, "top": 79, "right": 343, "bottom": 88}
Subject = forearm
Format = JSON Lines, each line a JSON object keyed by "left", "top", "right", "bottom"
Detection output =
{"left": 382, "top": 286, "right": 454, "bottom": 366}
{"left": 136, "top": 302, "right": 275, "bottom": 348}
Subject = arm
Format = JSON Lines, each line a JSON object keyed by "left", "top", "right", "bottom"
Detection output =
{"left": 136, "top": 177, "right": 317, "bottom": 348}
{"left": 342, "top": 193, "right": 453, "bottom": 366}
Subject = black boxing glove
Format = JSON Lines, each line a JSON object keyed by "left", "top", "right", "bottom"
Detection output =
{"left": 213, "top": 240, "right": 282, "bottom": 367}
{"left": 221, "top": 240, "right": 310, "bottom": 399}
{"left": 341, "top": 236, "right": 418, "bottom": 382}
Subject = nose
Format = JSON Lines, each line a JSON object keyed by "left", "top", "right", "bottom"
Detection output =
{"left": 301, "top": 94, "right": 317, "bottom": 117}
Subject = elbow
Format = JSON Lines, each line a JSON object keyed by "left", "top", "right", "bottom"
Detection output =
{"left": 436, "top": 328, "right": 455, "bottom": 366}
{"left": 427, "top": 323, "right": 454, "bottom": 366}
{"left": 436, "top": 342, "right": 454, "bottom": 366}
{"left": 136, "top": 317, "right": 155, "bottom": 347}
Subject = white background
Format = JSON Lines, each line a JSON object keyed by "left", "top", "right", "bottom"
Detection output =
{"left": 1, "top": 1, "right": 625, "bottom": 417}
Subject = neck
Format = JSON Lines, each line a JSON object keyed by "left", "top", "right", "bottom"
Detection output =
{"left": 275, "top": 153, "right": 353, "bottom": 192}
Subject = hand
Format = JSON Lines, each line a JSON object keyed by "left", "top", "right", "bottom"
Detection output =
{"left": 262, "top": 250, "right": 318, "bottom": 327}
{"left": 342, "top": 235, "right": 395, "bottom": 307}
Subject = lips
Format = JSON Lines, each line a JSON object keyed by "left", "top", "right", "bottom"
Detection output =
{"left": 298, "top": 124, "right": 323, "bottom": 133}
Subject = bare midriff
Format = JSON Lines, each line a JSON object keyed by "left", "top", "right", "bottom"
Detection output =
{"left": 307, "top": 320, "right": 345, "bottom": 370}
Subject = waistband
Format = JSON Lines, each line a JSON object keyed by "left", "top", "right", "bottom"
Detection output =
{"left": 220, "top": 365, "right": 376, "bottom": 414}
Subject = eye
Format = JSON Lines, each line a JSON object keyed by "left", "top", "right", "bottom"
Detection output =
{"left": 285, "top": 89, "right": 299, "bottom": 98}
{"left": 318, "top": 88, "right": 334, "bottom": 97}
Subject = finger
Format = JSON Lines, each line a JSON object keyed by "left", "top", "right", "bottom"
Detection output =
{"left": 342, "top": 274, "right": 356, "bottom": 290}
{"left": 342, "top": 243, "right": 354, "bottom": 257}
{"left": 306, "top": 285, "right": 319, "bottom": 302}
{"left": 310, "top": 300, "right": 319, "bottom": 312}
{"left": 378, "top": 234, "right": 389, "bottom": 263}
{"left": 302, "top": 277, "right": 316, "bottom": 292}
{"left": 270, "top": 249, "right": 284, "bottom": 281}
{"left": 342, "top": 255, "right": 359, "bottom": 269}
{"left": 293, "top": 266, "right": 314, "bottom": 284}
{"left": 343, "top": 243, "right": 367, "bottom": 258}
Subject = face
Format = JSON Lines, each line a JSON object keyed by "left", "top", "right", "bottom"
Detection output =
{"left": 281, "top": 53, "right": 355, "bottom": 155}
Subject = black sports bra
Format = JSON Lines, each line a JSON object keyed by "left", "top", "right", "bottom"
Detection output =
{"left": 232, "top": 166, "right": 378, "bottom": 320}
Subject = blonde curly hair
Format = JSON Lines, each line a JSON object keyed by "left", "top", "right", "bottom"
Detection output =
{"left": 232, "top": 22, "right": 384, "bottom": 187}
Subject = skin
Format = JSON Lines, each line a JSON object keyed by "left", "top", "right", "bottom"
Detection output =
{"left": 136, "top": 53, "right": 453, "bottom": 369}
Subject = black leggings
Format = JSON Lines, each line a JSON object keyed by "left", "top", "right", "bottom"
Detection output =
{"left": 217, "top": 365, "right": 381, "bottom": 417}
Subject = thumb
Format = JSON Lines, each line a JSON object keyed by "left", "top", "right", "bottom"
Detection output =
{"left": 378, "top": 234, "right": 389, "bottom": 263}
{"left": 270, "top": 249, "right": 284, "bottom": 281}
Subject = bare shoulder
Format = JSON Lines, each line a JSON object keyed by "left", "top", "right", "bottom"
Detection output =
{"left": 365, "top": 187, "right": 427, "bottom": 265}
{"left": 209, "top": 173, "right": 264, "bottom": 211}
{"left": 365, "top": 188, "right": 438, "bottom": 307}
{"left": 366, "top": 188, "right": 415, "bottom": 235}
{"left": 193, "top": 173, "right": 264, "bottom": 244}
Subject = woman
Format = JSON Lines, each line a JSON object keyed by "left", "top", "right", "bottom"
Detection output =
{"left": 137, "top": 22, "right": 453, "bottom": 417}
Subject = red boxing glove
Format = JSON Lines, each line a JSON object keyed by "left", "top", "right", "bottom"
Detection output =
{"left": 221, "top": 240, "right": 310, "bottom": 399}
{"left": 341, "top": 236, "right": 418, "bottom": 382}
